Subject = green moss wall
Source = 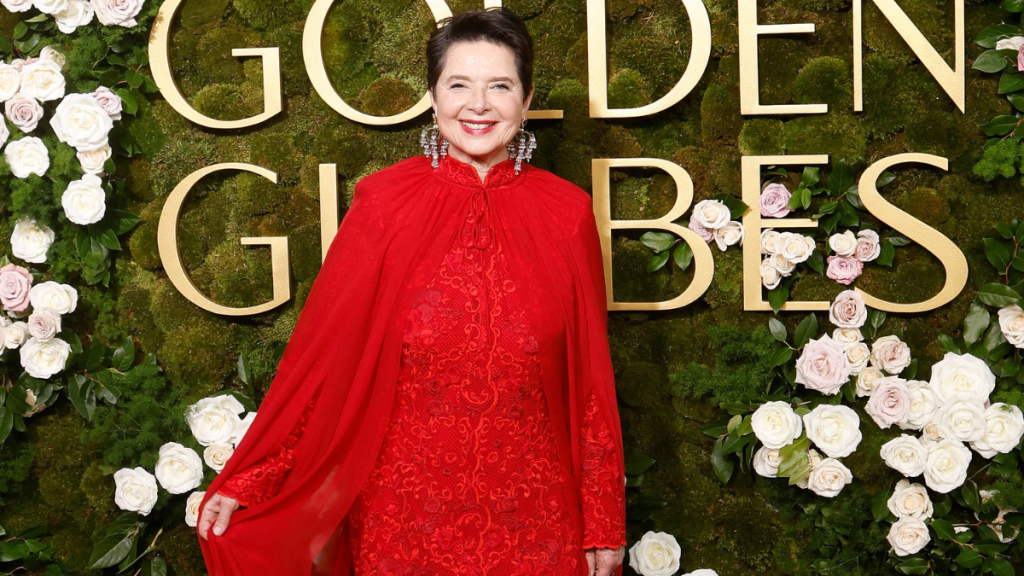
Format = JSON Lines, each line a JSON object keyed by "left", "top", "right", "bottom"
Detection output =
{"left": 2, "top": 0, "right": 1022, "bottom": 573}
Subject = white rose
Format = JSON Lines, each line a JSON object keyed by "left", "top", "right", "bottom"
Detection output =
{"left": 187, "top": 395, "right": 245, "bottom": 446}
{"left": 929, "top": 352, "right": 996, "bottom": 405}
{"left": 898, "top": 381, "right": 937, "bottom": 431}
{"left": 888, "top": 480, "right": 933, "bottom": 520}
{"left": 920, "top": 422, "right": 943, "bottom": 445}
{"left": 753, "top": 446, "right": 783, "bottom": 478}
{"left": 628, "top": 531, "right": 681, "bottom": 576}
{"left": 766, "top": 253, "right": 794, "bottom": 276}
{"left": 185, "top": 491, "right": 206, "bottom": 528}
{"left": 62, "top": 174, "right": 106, "bottom": 225}
{"left": 54, "top": 0, "right": 95, "bottom": 33}
{"left": 5, "top": 136, "right": 50, "bottom": 179}
{"left": 0, "top": 120, "right": 9, "bottom": 151}
{"left": 19, "top": 336, "right": 71, "bottom": 379}
{"left": 828, "top": 230, "right": 857, "bottom": 256}
{"left": 33, "top": 0, "right": 69, "bottom": 14}
{"left": 27, "top": 306, "right": 61, "bottom": 341}
{"left": 923, "top": 439, "right": 972, "bottom": 493}
{"left": 92, "top": 86, "right": 122, "bottom": 121}
{"left": 231, "top": 411, "right": 256, "bottom": 447}
{"left": 829, "top": 290, "right": 867, "bottom": 328}
{"left": 5, "top": 93, "right": 44, "bottom": 132}
{"left": 712, "top": 221, "right": 744, "bottom": 252}
{"left": 0, "top": 0, "right": 32, "bottom": 11}
{"left": 887, "top": 517, "right": 931, "bottom": 556}
{"left": 997, "top": 304, "right": 1024, "bottom": 348}
{"left": 77, "top": 144, "right": 111, "bottom": 174}
{"left": 692, "top": 199, "right": 730, "bottom": 230}
{"left": 760, "top": 229, "right": 782, "bottom": 255}
{"left": 154, "top": 442, "right": 204, "bottom": 494}
{"left": 0, "top": 63, "right": 19, "bottom": 102}
{"left": 932, "top": 394, "right": 986, "bottom": 443}
{"left": 832, "top": 328, "right": 864, "bottom": 345}
{"left": 92, "top": 0, "right": 145, "bottom": 27}
{"left": 113, "top": 467, "right": 158, "bottom": 515}
{"left": 881, "top": 434, "right": 928, "bottom": 477}
{"left": 869, "top": 335, "right": 912, "bottom": 374}
{"left": 760, "top": 258, "right": 781, "bottom": 290}
{"left": 803, "top": 404, "right": 862, "bottom": 458}
{"left": 970, "top": 403, "right": 1024, "bottom": 458}
{"left": 997, "top": 36, "right": 1024, "bottom": 51}
{"left": 845, "top": 342, "right": 870, "bottom": 375}
{"left": 684, "top": 572, "right": 719, "bottom": 576}
{"left": 28, "top": 281, "right": 78, "bottom": 313}
{"left": 3, "top": 321, "right": 29, "bottom": 349}
{"left": 855, "top": 229, "right": 881, "bottom": 262}
{"left": 18, "top": 60, "right": 64, "bottom": 102}
{"left": 39, "top": 46, "right": 65, "bottom": 68}
{"left": 49, "top": 93, "right": 113, "bottom": 152}
{"left": 806, "top": 458, "right": 852, "bottom": 498}
{"left": 779, "top": 232, "right": 815, "bottom": 264}
{"left": 751, "top": 401, "right": 803, "bottom": 449}
{"left": 203, "top": 442, "right": 234, "bottom": 472}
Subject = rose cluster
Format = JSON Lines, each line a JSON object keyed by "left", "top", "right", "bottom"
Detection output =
{"left": 112, "top": 394, "right": 256, "bottom": 524}
{"left": 0, "top": 260, "right": 76, "bottom": 383}
{"left": 688, "top": 199, "right": 744, "bottom": 253}
{"left": 825, "top": 229, "right": 880, "bottom": 285}
{"left": 628, "top": 531, "right": 718, "bottom": 576}
{"left": 758, "top": 230, "right": 816, "bottom": 290}
{"left": 0, "top": 0, "right": 146, "bottom": 32}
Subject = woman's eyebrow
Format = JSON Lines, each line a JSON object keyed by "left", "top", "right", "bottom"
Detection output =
{"left": 446, "top": 74, "right": 516, "bottom": 83}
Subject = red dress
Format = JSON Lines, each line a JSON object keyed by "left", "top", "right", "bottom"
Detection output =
{"left": 217, "top": 154, "right": 626, "bottom": 575}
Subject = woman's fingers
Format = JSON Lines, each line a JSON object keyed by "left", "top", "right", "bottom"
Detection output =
{"left": 585, "top": 549, "right": 596, "bottom": 576}
{"left": 197, "top": 495, "right": 219, "bottom": 541}
{"left": 213, "top": 495, "right": 237, "bottom": 536}
{"left": 595, "top": 546, "right": 625, "bottom": 576}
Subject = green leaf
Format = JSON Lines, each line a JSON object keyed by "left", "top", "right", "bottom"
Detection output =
{"left": 977, "top": 24, "right": 1021, "bottom": 48}
{"left": 711, "top": 438, "right": 735, "bottom": 485}
{"left": 771, "top": 347, "right": 794, "bottom": 367}
{"left": 111, "top": 337, "right": 135, "bottom": 372}
{"left": 895, "top": 558, "right": 929, "bottom": 575}
{"left": 806, "top": 249, "right": 825, "bottom": 275}
{"left": 999, "top": 71, "right": 1024, "bottom": 94}
{"left": 769, "top": 318, "right": 787, "bottom": 342}
{"left": 985, "top": 238, "right": 1013, "bottom": 270}
{"left": 887, "top": 233, "right": 912, "bottom": 247}
{"left": 647, "top": 251, "right": 669, "bottom": 273}
{"left": 800, "top": 187, "right": 812, "bottom": 210}
{"left": 88, "top": 530, "right": 136, "bottom": 569}
{"left": 964, "top": 303, "right": 991, "bottom": 345}
{"left": 0, "top": 407, "right": 12, "bottom": 444}
{"left": 714, "top": 194, "right": 749, "bottom": 219}
{"left": 876, "top": 171, "right": 896, "bottom": 188}
{"left": 702, "top": 416, "right": 731, "bottom": 438}
{"left": 114, "top": 88, "right": 138, "bottom": 115}
{"left": 641, "top": 231, "right": 676, "bottom": 252}
{"left": 673, "top": 242, "right": 693, "bottom": 272}
{"left": 976, "top": 48, "right": 1011, "bottom": 73}
{"left": 871, "top": 487, "right": 893, "bottom": 522}
{"left": 978, "top": 283, "right": 1023, "bottom": 307}
{"left": 794, "top": 314, "right": 818, "bottom": 348}
{"left": 845, "top": 187, "right": 865, "bottom": 209}
{"left": 801, "top": 167, "right": 820, "bottom": 187}
{"left": 13, "top": 22, "right": 27, "bottom": 40}
{"left": 624, "top": 448, "right": 657, "bottom": 476}
{"left": 877, "top": 241, "right": 895, "bottom": 266}
{"left": 869, "top": 309, "right": 887, "bottom": 331}
{"left": 768, "top": 284, "right": 790, "bottom": 313}
{"left": 931, "top": 518, "right": 956, "bottom": 540}
{"left": 963, "top": 480, "right": 982, "bottom": 511}
{"left": 786, "top": 191, "right": 803, "bottom": 210}
{"left": 956, "top": 548, "right": 983, "bottom": 569}
{"left": 991, "top": 557, "right": 1015, "bottom": 576}
{"left": 125, "top": 69, "right": 143, "bottom": 90}
{"left": 937, "top": 333, "right": 961, "bottom": 353}
{"left": 236, "top": 353, "right": 252, "bottom": 384}
{"left": 1007, "top": 0, "right": 1024, "bottom": 13}
{"left": 98, "top": 227, "right": 121, "bottom": 250}
{"left": 829, "top": 161, "right": 854, "bottom": 196}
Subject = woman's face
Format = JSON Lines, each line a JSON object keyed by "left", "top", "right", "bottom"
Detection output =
{"left": 429, "top": 40, "right": 533, "bottom": 168}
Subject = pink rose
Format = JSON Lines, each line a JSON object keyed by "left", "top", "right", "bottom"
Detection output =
{"left": 759, "top": 183, "right": 791, "bottom": 218}
{"left": 0, "top": 263, "right": 33, "bottom": 312}
{"left": 5, "top": 93, "right": 44, "bottom": 132}
{"left": 865, "top": 376, "right": 911, "bottom": 429}
{"left": 855, "top": 229, "right": 880, "bottom": 262}
{"left": 1018, "top": 45, "right": 1024, "bottom": 73}
{"left": 91, "top": 86, "right": 122, "bottom": 121}
{"left": 826, "top": 255, "right": 863, "bottom": 285}
{"left": 795, "top": 334, "right": 853, "bottom": 395}
{"left": 688, "top": 212, "right": 713, "bottom": 243}
{"left": 28, "top": 306, "right": 61, "bottom": 341}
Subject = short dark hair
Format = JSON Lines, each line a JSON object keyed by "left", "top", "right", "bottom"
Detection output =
{"left": 426, "top": 8, "right": 534, "bottom": 103}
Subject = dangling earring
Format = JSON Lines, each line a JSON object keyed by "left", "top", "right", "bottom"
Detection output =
{"left": 420, "top": 112, "right": 449, "bottom": 169}
{"left": 506, "top": 117, "right": 536, "bottom": 175}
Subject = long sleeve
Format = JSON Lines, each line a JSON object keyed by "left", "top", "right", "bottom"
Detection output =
{"left": 217, "top": 385, "right": 322, "bottom": 508}
{"left": 580, "top": 388, "right": 627, "bottom": 549}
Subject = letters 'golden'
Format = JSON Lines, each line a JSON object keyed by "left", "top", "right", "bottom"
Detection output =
{"left": 157, "top": 164, "right": 292, "bottom": 316}
{"left": 592, "top": 158, "right": 714, "bottom": 310}
{"left": 149, "top": 0, "right": 283, "bottom": 129}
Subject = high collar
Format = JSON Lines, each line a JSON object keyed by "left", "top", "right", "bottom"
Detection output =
{"left": 434, "top": 152, "right": 522, "bottom": 189}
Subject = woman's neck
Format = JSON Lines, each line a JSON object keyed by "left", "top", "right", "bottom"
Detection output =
{"left": 446, "top": 146, "right": 510, "bottom": 184}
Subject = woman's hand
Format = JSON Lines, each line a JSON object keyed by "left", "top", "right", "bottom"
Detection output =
{"left": 198, "top": 492, "right": 240, "bottom": 540}
{"left": 585, "top": 546, "right": 625, "bottom": 576}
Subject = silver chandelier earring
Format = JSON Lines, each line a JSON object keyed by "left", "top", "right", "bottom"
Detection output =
{"left": 420, "top": 112, "right": 449, "bottom": 169}
{"left": 506, "top": 117, "right": 536, "bottom": 174}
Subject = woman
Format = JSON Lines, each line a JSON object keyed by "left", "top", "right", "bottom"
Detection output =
{"left": 196, "top": 8, "right": 626, "bottom": 576}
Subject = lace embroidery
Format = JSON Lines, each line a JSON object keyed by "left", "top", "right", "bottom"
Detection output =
{"left": 434, "top": 153, "right": 522, "bottom": 189}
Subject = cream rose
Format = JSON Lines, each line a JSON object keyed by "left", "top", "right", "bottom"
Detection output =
{"left": 154, "top": 442, "right": 204, "bottom": 494}
{"left": 0, "top": 0, "right": 32, "bottom": 12}
{"left": 997, "top": 36, "right": 1024, "bottom": 51}
{"left": 713, "top": 221, "right": 744, "bottom": 252}
{"left": 933, "top": 394, "right": 986, "bottom": 443}
{"left": 11, "top": 217, "right": 54, "bottom": 264}
{"left": 3, "top": 321, "right": 29, "bottom": 349}
{"left": 828, "top": 230, "right": 857, "bottom": 257}
{"left": 5, "top": 93, "right": 43, "bottom": 132}
{"left": 760, "top": 229, "right": 783, "bottom": 255}
{"left": 33, "top": 0, "right": 69, "bottom": 14}
{"left": 628, "top": 531, "right": 681, "bottom": 576}
{"left": 54, "top": 0, "right": 95, "bottom": 33}
{"left": 19, "top": 336, "right": 71, "bottom": 379}
{"left": 888, "top": 480, "right": 933, "bottom": 520}
{"left": 92, "top": 0, "right": 145, "bottom": 27}
{"left": 39, "top": 46, "right": 65, "bottom": 68}
{"left": 187, "top": 395, "right": 246, "bottom": 446}
{"left": 113, "top": 467, "right": 158, "bottom": 515}
{"left": 929, "top": 352, "right": 996, "bottom": 405}
{"left": 920, "top": 422, "right": 943, "bottom": 445}
{"left": 760, "top": 258, "right": 781, "bottom": 290}
{"left": 887, "top": 517, "right": 931, "bottom": 556}
{"left": 27, "top": 307, "right": 61, "bottom": 341}
{"left": 29, "top": 281, "right": 78, "bottom": 314}
{"left": 998, "top": 304, "right": 1024, "bottom": 348}
{"left": 0, "top": 63, "right": 20, "bottom": 101}
{"left": 62, "top": 174, "right": 106, "bottom": 225}
{"left": 795, "top": 334, "right": 853, "bottom": 396}
{"left": 803, "top": 404, "right": 862, "bottom": 458}
{"left": 50, "top": 93, "right": 114, "bottom": 152}
{"left": 77, "top": 144, "right": 112, "bottom": 175}
{"left": 768, "top": 253, "right": 795, "bottom": 275}
{"left": 185, "top": 491, "right": 206, "bottom": 528}
{"left": 753, "top": 446, "right": 783, "bottom": 478}
{"left": 898, "top": 381, "right": 937, "bottom": 431}
{"left": 832, "top": 328, "right": 864, "bottom": 345}
{"left": 866, "top": 377, "right": 911, "bottom": 429}
{"left": 881, "top": 434, "right": 928, "bottom": 477}
{"left": 855, "top": 229, "right": 881, "bottom": 262}
{"left": 845, "top": 342, "right": 870, "bottom": 375}
{"left": 5, "top": 136, "right": 50, "bottom": 179}
{"left": 924, "top": 440, "right": 972, "bottom": 493}
{"left": 231, "top": 411, "right": 256, "bottom": 447}
{"left": 779, "top": 232, "right": 815, "bottom": 264}
{"left": 970, "top": 403, "right": 1024, "bottom": 458}
{"left": 751, "top": 401, "right": 803, "bottom": 449}
{"left": 870, "top": 335, "right": 912, "bottom": 374}
{"left": 806, "top": 458, "right": 853, "bottom": 498}
{"left": 829, "top": 290, "right": 867, "bottom": 328}
{"left": 18, "top": 60, "right": 64, "bottom": 102}
{"left": 203, "top": 443, "right": 234, "bottom": 472}
{"left": 692, "top": 199, "right": 730, "bottom": 230}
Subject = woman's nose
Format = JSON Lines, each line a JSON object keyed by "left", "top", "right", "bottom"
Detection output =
{"left": 468, "top": 85, "right": 489, "bottom": 113}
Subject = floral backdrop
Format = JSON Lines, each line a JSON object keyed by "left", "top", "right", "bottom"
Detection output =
{"left": 1, "top": 0, "right": 1023, "bottom": 574}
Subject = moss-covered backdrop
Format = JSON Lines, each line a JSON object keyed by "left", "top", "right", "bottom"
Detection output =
{"left": 1, "top": 0, "right": 1022, "bottom": 573}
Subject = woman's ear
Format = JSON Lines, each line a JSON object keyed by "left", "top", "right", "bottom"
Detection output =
{"left": 523, "top": 85, "right": 534, "bottom": 112}
{"left": 428, "top": 87, "right": 436, "bottom": 112}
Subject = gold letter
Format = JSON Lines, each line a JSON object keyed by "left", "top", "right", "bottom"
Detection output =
{"left": 742, "top": 155, "right": 830, "bottom": 311}
{"left": 319, "top": 163, "right": 340, "bottom": 264}
{"left": 853, "top": 0, "right": 964, "bottom": 112}
{"left": 587, "top": 0, "right": 711, "bottom": 118}
{"left": 304, "top": 0, "right": 561, "bottom": 124}
{"left": 158, "top": 164, "right": 292, "bottom": 316}
{"left": 592, "top": 158, "right": 714, "bottom": 311}
{"left": 738, "top": 0, "right": 826, "bottom": 115}
{"left": 149, "top": 0, "right": 282, "bottom": 129}
{"left": 854, "top": 154, "right": 968, "bottom": 312}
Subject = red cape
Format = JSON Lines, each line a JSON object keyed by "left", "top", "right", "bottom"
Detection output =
{"left": 197, "top": 154, "right": 624, "bottom": 575}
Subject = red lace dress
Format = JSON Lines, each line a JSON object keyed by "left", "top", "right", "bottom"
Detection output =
{"left": 217, "top": 154, "right": 626, "bottom": 575}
